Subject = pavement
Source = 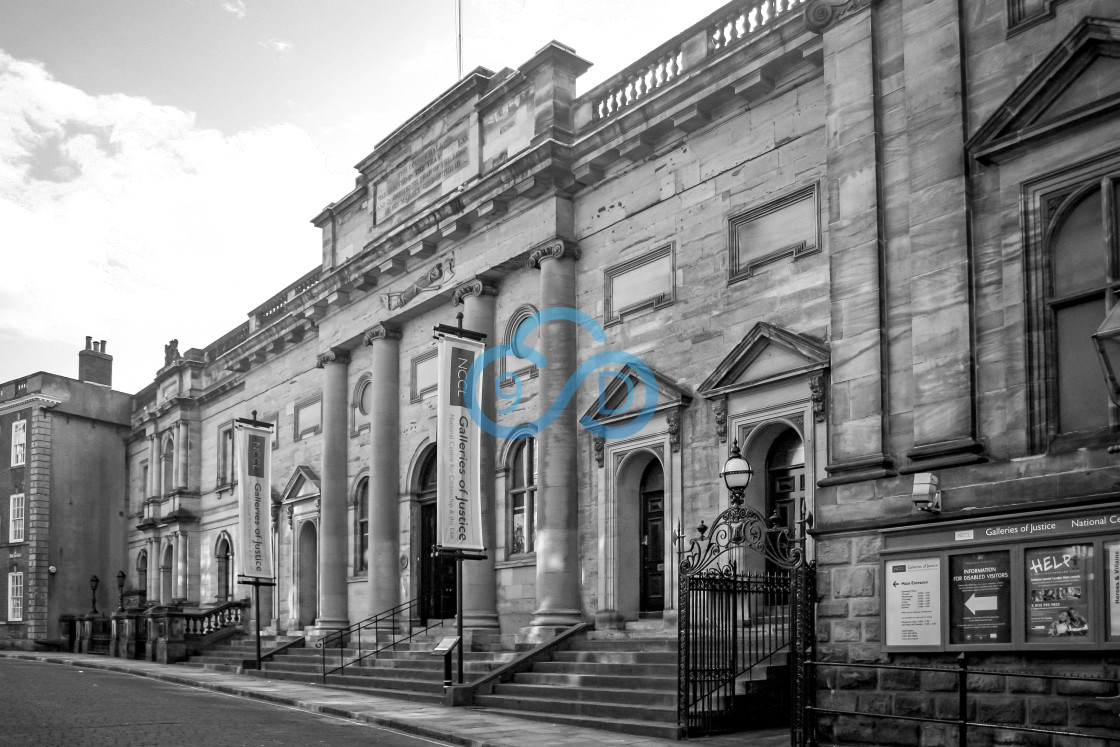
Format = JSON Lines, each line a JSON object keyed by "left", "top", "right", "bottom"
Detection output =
{"left": 0, "top": 650, "right": 789, "bottom": 747}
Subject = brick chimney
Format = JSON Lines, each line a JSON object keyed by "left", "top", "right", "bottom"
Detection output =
{"left": 78, "top": 336, "right": 113, "bottom": 387}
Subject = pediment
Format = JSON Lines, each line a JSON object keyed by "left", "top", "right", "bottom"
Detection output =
{"left": 583, "top": 363, "right": 692, "bottom": 424}
{"left": 968, "top": 18, "right": 1120, "bottom": 163}
{"left": 697, "top": 323, "right": 829, "bottom": 397}
{"left": 281, "top": 466, "right": 321, "bottom": 503}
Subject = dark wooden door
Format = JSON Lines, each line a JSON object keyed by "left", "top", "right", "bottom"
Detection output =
{"left": 420, "top": 501, "right": 456, "bottom": 622}
{"left": 640, "top": 462, "right": 665, "bottom": 613}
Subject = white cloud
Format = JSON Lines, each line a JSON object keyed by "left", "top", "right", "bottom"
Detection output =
{"left": 260, "top": 39, "right": 293, "bottom": 53}
{"left": 0, "top": 50, "right": 343, "bottom": 393}
{"left": 221, "top": 1, "right": 248, "bottom": 20}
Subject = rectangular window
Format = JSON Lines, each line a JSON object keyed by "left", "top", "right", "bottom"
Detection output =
{"left": 729, "top": 184, "right": 819, "bottom": 284}
{"left": 7, "top": 572, "right": 22, "bottom": 622}
{"left": 217, "top": 424, "right": 234, "bottom": 486}
{"left": 604, "top": 243, "right": 675, "bottom": 325}
{"left": 9, "top": 493, "right": 24, "bottom": 543}
{"left": 294, "top": 397, "right": 322, "bottom": 440}
{"left": 410, "top": 350, "right": 438, "bottom": 402}
{"left": 11, "top": 419, "right": 26, "bottom": 467}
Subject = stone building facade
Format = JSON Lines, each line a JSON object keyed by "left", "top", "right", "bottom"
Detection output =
{"left": 118, "top": 0, "right": 1120, "bottom": 742}
{"left": 0, "top": 339, "right": 131, "bottom": 648}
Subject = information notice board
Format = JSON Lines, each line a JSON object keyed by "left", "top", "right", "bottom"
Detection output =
{"left": 949, "top": 551, "right": 1011, "bottom": 645}
{"left": 885, "top": 557, "right": 942, "bottom": 647}
{"left": 1025, "top": 544, "right": 1092, "bottom": 642}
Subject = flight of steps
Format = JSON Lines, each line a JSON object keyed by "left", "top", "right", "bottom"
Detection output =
{"left": 181, "top": 627, "right": 514, "bottom": 705}
{"left": 473, "top": 619, "right": 683, "bottom": 740}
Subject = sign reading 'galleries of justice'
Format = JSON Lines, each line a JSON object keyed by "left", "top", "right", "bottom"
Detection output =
{"left": 885, "top": 557, "right": 942, "bottom": 646}
{"left": 235, "top": 421, "right": 274, "bottom": 579}
{"left": 436, "top": 335, "right": 485, "bottom": 552}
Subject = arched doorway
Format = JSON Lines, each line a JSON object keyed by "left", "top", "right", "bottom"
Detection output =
{"left": 296, "top": 521, "right": 318, "bottom": 627}
{"left": 160, "top": 543, "right": 174, "bottom": 604}
{"left": 416, "top": 448, "right": 455, "bottom": 622}
{"left": 639, "top": 460, "right": 666, "bottom": 614}
{"left": 766, "top": 428, "right": 806, "bottom": 539}
{"left": 136, "top": 551, "right": 148, "bottom": 605}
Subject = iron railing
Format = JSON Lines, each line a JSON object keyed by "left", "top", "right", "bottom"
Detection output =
{"left": 317, "top": 597, "right": 444, "bottom": 681}
{"left": 807, "top": 655, "right": 1120, "bottom": 747}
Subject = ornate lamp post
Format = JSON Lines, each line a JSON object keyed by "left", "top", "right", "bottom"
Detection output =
{"left": 719, "top": 441, "right": 753, "bottom": 505}
{"left": 89, "top": 575, "right": 100, "bottom": 615}
{"left": 116, "top": 570, "right": 126, "bottom": 612}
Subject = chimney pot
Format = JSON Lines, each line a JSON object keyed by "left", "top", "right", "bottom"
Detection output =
{"left": 85, "top": 336, "right": 92, "bottom": 350}
{"left": 100, "top": 340, "right": 107, "bottom": 353}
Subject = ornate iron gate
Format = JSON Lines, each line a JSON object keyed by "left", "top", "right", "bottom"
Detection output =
{"left": 677, "top": 487, "right": 815, "bottom": 744}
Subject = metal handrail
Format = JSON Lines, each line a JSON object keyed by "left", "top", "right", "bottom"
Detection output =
{"left": 316, "top": 598, "right": 446, "bottom": 681}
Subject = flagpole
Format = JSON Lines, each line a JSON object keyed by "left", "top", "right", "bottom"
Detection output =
{"left": 455, "top": 0, "right": 462, "bottom": 80}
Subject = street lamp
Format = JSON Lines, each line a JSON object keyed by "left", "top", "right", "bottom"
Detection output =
{"left": 719, "top": 440, "right": 753, "bottom": 506}
{"left": 116, "top": 570, "right": 126, "bottom": 612}
{"left": 89, "top": 574, "right": 99, "bottom": 615}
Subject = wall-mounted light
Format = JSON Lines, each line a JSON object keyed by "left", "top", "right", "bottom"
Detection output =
{"left": 912, "top": 472, "right": 941, "bottom": 514}
{"left": 48, "top": 565, "right": 57, "bottom": 575}
{"left": 1093, "top": 303, "right": 1120, "bottom": 406}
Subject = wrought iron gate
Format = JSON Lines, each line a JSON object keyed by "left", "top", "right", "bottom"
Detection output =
{"left": 677, "top": 487, "right": 815, "bottom": 744}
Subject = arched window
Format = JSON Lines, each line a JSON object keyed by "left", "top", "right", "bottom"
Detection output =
{"left": 354, "top": 476, "right": 369, "bottom": 573}
{"left": 215, "top": 535, "right": 233, "bottom": 601}
{"left": 1048, "top": 180, "right": 1116, "bottom": 434}
{"left": 352, "top": 375, "right": 372, "bottom": 436}
{"left": 136, "top": 551, "right": 148, "bottom": 599}
{"left": 508, "top": 437, "right": 537, "bottom": 556}
{"left": 501, "top": 305, "right": 540, "bottom": 388}
{"left": 161, "top": 434, "right": 174, "bottom": 496}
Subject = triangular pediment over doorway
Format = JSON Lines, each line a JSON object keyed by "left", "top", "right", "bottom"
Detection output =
{"left": 281, "top": 466, "right": 321, "bottom": 503}
{"left": 697, "top": 323, "right": 829, "bottom": 398}
{"left": 967, "top": 18, "right": 1120, "bottom": 163}
{"left": 583, "top": 363, "right": 692, "bottom": 425}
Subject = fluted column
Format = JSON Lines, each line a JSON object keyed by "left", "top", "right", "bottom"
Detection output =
{"left": 177, "top": 421, "right": 189, "bottom": 489}
{"left": 316, "top": 348, "right": 351, "bottom": 630}
{"left": 176, "top": 531, "right": 188, "bottom": 601}
{"left": 528, "top": 238, "right": 582, "bottom": 628}
{"left": 453, "top": 280, "right": 500, "bottom": 629}
{"left": 148, "top": 434, "right": 157, "bottom": 498}
{"left": 364, "top": 324, "right": 402, "bottom": 617}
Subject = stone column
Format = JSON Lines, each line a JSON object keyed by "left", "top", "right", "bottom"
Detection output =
{"left": 527, "top": 238, "right": 583, "bottom": 629}
{"left": 316, "top": 348, "right": 350, "bottom": 631}
{"left": 363, "top": 324, "right": 401, "bottom": 618}
{"left": 175, "top": 531, "right": 187, "bottom": 602}
{"left": 453, "top": 280, "right": 500, "bottom": 629}
{"left": 812, "top": 2, "right": 896, "bottom": 489}
{"left": 146, "top": 538, "right": 157, "bottom": 602}
{"left": 154, "top": 540, "right": 164, "bottom": 604}
{"left": 148, "top": 434, "right": 158, "bottom": 498}
{"left": 177, "top": 421, "right": 189, "bottom": 490}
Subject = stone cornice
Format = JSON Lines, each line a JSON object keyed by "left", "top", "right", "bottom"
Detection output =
{"left": 316, "top": 349, "right": 351, "bottom": 368}
{"left": 451, "top": 279, "right": 499, "bottom": 306}
{"left": 0, "top": 393, "right": 62, "bottom": 416}
{"left": 527, "top": 238, "right": 581, "bottom": 269}
{"left": 363, "top": 323, "right": 402, "bottom": 345}
{"left": 804, "top": 0, "right": 873, "bottom": 34}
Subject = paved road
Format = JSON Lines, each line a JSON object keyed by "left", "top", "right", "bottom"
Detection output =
{"left": 0, "top": 658, "right": 455, "bottom": 747}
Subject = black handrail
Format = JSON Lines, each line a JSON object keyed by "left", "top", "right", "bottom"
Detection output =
{"left": 316, "top": 598, "right": 445, "bottom": 681}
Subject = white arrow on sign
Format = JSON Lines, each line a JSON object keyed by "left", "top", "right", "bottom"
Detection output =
{"left": 965, "top": 593, "right": 998, "bottom": 615}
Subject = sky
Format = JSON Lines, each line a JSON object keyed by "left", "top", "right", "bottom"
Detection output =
{"left": 0, "top": 0, "right": 732, "bottom": 395}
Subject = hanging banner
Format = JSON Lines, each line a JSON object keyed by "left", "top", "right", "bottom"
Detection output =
{"left": 235, "top": 419, "right": 275, "bottom": 579}
{"left": 436, "top": 333, "right": 485, "bottom": 551}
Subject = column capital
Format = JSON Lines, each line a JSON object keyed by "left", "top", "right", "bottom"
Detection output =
{"left": 451, "top": 279, "right": 499, "bottom": 307}
{"left": 363, "top": 323, "right": 402, "bottom": 345}
{"left": 527, "top": 238, "right": 580, "bottom": 269}
{"left": 316, "top": 348, "right": 351, "bottom": 368}
{"left": 804, "top": 0, "right": 873, "bottom": 34}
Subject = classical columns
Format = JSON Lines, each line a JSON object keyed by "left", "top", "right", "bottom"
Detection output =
{"left": 527, "top": 238, "right": 583, "bottom": 628}
{"left": 147, "top": 538, "right": 157, "bottom": 602}
{"left": 148, "top": 433, "right": 158, "bottom": 498}
{"left": 453, "top": 280, "right": 500, "bottom": 629}
{"left": 175, "top": 531, "right": 187, "bottom": 601}
{"left": 176, "top": 421, "right": 188, "bottom": 490}
{"left": 364, "top": 324, "right": 402, "bottom": 617}
{"left": 316, "top": 348, "right": 350, "bottom": 630}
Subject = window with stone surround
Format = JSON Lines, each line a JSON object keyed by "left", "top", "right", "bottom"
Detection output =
{"left": 352, "top": 375, "right": 372, "bottom": 436}
{"left": 217, "top": 422, "right": 235, "bottom": 488}
{"left": 507, "top": 436, "right": 537, "bottom": 557}
{"left": 294, "top": 396, "right": 322, "bottom": 441}
{"left": 10, "top": 419, "right": 26, "bottom": 467}
{"left": 728, "top": 184, "right": 819, "bottom": 284}
{"left": 604, "top": 243, "right": 675, "bottom": 325}
{"left": 353, "top": 475, "right": 369, "bottom": 574}
{"left": 8, "top": 493, "right": 24, "bottom": 543}
{"left": 7, "top": 571, "right": 22, "bottom": 621}
{"left": 410, "top": 349, "right": 438, "bottom": 403}
{"left": 1025, "top": 161, "right": 1120, "bottom": 450}
{"left": 500, "top": 305, "right": 539, "bottom": 388}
